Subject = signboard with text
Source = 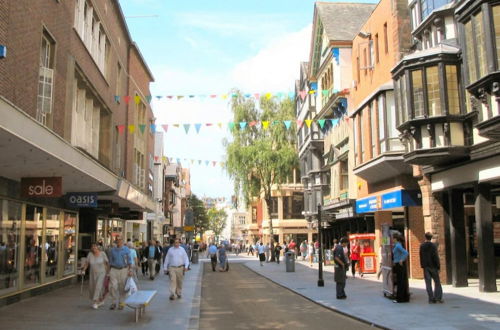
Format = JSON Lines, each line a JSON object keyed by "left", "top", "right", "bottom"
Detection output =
{"left": 355, "top": 190, "right": 420, "bottom": 213}
{"left": 21, "top": 177, "right": 62, "bottom": 198}
{"left": 65, "top": 193, "right": 98, "bottom": 208}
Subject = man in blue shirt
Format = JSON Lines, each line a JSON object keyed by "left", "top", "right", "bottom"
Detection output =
{"left": 208, "top": 243, "right": 218, "bottom": 272}
{"left": 108, "top": 237, "right": 131, "bottom": 310}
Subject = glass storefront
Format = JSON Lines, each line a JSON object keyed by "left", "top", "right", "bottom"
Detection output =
{"left": 0, "top": 198, "right": 78, "bottom": 298}
{"left": 0, "top": 199, "right": 22, "bottom": 296}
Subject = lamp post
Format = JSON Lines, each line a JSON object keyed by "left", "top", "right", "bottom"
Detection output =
{"left": 317, "top": 204, "right": 324, "bottom": 287}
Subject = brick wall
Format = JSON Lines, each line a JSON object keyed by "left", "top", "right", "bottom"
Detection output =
{"left": 408, "top": 206, "right": 424, "bottom": 279}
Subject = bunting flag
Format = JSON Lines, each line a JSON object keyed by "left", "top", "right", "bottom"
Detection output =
{"left": 318, "top": 119, "right": 326, "bottom": 129}
{"left": 163, "top": 156, "right": 226, "bottom": 168}
{"left": 109, "top": 88, "right": 352, "bottom": 104}
{"left": 116, "top": 115, "right": 351, "bottom": 135}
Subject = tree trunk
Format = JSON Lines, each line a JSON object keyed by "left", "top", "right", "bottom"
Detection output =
{"left": 266, "top": 197, "right": 276, "bottom": 262}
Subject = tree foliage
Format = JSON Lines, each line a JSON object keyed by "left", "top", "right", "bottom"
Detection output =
{"left": 188, "top": 194, "right": 208, "bottom": 237}
{"left": 207, "top": 207, "right": 227, "bottom": 242}
{"left": 224, "top": 92, "right": 298, "bottom": 246}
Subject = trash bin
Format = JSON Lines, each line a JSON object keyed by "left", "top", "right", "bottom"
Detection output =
{"left": 191, "top": 250, "right": 199, "bottom": 264}
{"left": 285, "top": 251, "right": 295, "bottom": 272}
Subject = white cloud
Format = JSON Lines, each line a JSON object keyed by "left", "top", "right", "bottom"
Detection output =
{"left": 230, "top": 24, "right": 312, "bottom": 92}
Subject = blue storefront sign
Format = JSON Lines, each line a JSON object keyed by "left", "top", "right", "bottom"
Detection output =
{"left": 66, "top": 193, "right": 98, "bottom": 208}
{"left": 355, "top": 190, "right": 420, "bottom": 214}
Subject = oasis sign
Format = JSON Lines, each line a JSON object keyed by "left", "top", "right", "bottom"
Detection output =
{"left": 21, "top": 177, "right": 62, "bottom": 198}
{"left": 66, "top": 193, "right": 98, "bottom": 208}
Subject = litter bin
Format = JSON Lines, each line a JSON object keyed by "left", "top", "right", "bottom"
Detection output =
{"left": 191, "top": 250, "right": 199, "bottom": 264}
{"left": 285, "top": 251, "right": 295, "bottom": 272}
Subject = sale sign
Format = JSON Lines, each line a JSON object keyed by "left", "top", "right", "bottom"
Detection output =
{"left": 21, "top": 177, "right": 62, "bottom": 198}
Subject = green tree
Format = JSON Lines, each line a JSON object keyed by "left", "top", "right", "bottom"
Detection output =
{"left": 188, "top": 194, "right": 208, "bottom": 239}
{"left": 224, "top": 92, "right": 298, "bottom": 260}
{"left": 207, "top": 207, "right": 227, "bottom": 243}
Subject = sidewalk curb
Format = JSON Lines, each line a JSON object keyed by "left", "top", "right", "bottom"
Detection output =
{"left": 188, "top": 261, "right": 204, "bottom": 330}
{"left": 243, "top": 262, "right": 389, "bottom": 330}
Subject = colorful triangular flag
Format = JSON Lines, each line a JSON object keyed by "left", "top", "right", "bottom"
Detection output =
{"left": 162, "top": 124, "right": 168, "bottom": 132}
{"left": 318, "top": 119, "right": 326, "bottom": 129}
{"left": 134, "top": 95, "right": 141, "bottom": 105}
{"left": 305, "top": 120, "right": 313, "bottom": 128}
{"left": 239, "top": 122, "right": 247, "bottom": 129}
{"left": 262, "top": 121, "right": 269, "bottom": 130}
{"left": 183, "top": 124, "right": 190, "bottom": 134}
{"left": 284, "top": 120, "right": 292, "bottom": 130}
{"left": 195, "top": 123, "right": 202, "bottom": 133}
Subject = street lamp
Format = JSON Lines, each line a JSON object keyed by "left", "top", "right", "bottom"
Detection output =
{"left": 317, "top": 204, "right": 324, "bottom": 287}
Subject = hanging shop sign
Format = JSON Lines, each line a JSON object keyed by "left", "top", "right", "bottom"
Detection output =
{"left": 21, "top": 177, "right": 62, "bottom": 198}
{"left": 355, "top": 189, "right": 421, "bottom": 214}
{"left": 65, "top": 192, "right": 98, "bottom": 208}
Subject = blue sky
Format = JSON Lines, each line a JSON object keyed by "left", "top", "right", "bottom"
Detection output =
{"left": 119, "top": 0, "right": 378, "bottom": 200}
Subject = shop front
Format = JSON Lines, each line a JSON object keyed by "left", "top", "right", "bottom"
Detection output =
{"left": 355, "top": 188, "right": 424, "bottom": 279}
{"left": 0, "top": 197, "right": 77, "bottom": 303}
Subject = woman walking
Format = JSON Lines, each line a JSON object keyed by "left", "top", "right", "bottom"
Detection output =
{"left": 393, "top": 235, "right": 410, "bottom": 303}
{"left": 350, "top": 240, "right": 360, "bottom": 277}
{"left": 308, "top": 242, "right": 315, "bottom": 267}
{"left": 82, "top": 242, "right": 109, "bottom": 309}
{"left": 300, "top": 241, "right": 307, "bottom": 261}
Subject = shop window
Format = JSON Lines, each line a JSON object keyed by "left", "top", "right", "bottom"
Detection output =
{"left": 370, "top": 103, "right": 377, "bottom": 157}
{"left": 446, "top": 65, "right": 460, "bottom": 115}
{"left": 63, "top": 213, "right": 77, "bottom": 276}
{"left": 426, "top": 66, "right": 441, "bottom": 117}
{"left": 45, "top": 208, "right": 60, "bottom": 281}
{"left": 25, "top": 205, "right": 43, "bottom": 288}
{"left": 0, "top": 199, "right": 22, "bottom": 295}
{"left": 411, "top": 70, "right": 425, "bottom": 118}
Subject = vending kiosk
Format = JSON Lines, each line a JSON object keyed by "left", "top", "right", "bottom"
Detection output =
{"left": 349, "top": 233, "right": 377, "bottom": 274}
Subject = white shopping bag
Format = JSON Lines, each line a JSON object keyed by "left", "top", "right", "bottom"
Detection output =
{"left": 124, "top": 276, "right": 138, "bottom": 295}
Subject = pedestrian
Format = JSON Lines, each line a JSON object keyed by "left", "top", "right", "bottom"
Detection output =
{"left": 308, "top": 242, "right": 315, "bottom": 267}
{"left": 420, "top": 232, "right": 443, "bottom": 304}
{"left": 392, "top": 234, "right": 410, "bottom": 303}
{"left": 81, "top": 242, "right": 109, "bottom": 309}
{"left": 333, "top": 237, "right": 349, "bottom": 299}
{"left": 350, "top": 240, "right": 360, "bottom": 278}
{"left": 144, "top": 240, "right": 160, "bottom": 280}
{"left": 127, "top": 242, "right": 139, "bottom": 282}
{"left": 247, "top": 244, "right": 254, "bottom": 256}
{"left": 257, "top": 242, "right": 265, "bottom": 266}
{"left": 163, "top": 238, "right": 190, "bottom": 301}
{"left": 108, "top": 237, "right": 132, "bottom": 310}
{"left": 300, "top": 240, "right": 307, "bottom": 260}
{"left": 139, "top": 241, "right": 148, "bottom": 277}
{"left": 274, "top": 242, "right": 282, "bottom": 264}
{"left": 156, "top": 241, "right": 164, "bottom": 273}
{"left": 208, "top": 243, "right": 218, "bottom": 271}
{"left": 264, "top": 243, "right": 270, "bottom": 263}
{"left": 217, "top": 244, "right": 228, "bottom": 271}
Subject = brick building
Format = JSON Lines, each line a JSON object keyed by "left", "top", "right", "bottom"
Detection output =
{"left": 348, "top": 0, "right": 425, "bottom": 279}
{"left": 0, "top": 0, "right": 157, "bottom": 304}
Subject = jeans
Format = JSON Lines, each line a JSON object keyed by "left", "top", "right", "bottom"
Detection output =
{"left": 424, "top": 267, "right": 442, "bottom": 301}
{"left": 394, "top": 263, "right": 409, "bottom": 302}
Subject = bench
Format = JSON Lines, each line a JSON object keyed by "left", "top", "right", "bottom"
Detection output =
{"left": 124, "top": 290, "right": 157, "bottom": 322}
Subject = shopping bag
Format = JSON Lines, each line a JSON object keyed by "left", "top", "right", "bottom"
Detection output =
{"left": 102, "top": 275, "right": 110, "bottom": 299}
{"left": 124, "top": 276, "right": 138, "bottom": 295}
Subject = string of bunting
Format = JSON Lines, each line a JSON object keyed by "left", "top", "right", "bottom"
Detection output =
{"left": 156, "top": 155, "right": 225, "bottom": 167}
{"left": 113, "top": 88, "right": 349, "bottom": 104}
{"left": 117, "top": 117, "right": 349, "bottom": 135}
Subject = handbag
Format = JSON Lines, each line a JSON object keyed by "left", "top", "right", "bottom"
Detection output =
{"left": 124, "top": 276, "right": 138, "bottom": 295}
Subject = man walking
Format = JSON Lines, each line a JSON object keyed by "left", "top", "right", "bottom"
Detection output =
{"left": 420, "top": 232, "right": 443, "bottom": 303}
{"left": 164, "top": 238, "right": 190, "bottom": 300}
{"left": 333, "top": 237, "right": 349, "bottom": 299}
{"left": 257, "top": 242, "right": 265, "bottom": 266}
{"left": 208, "top": 243, "right": 218, "bottom": 272}
{"left": 144, "top": 240, "right": 160, "bottom": 280}
{"left": 108, "top": 237, "right": 132, "bottom": 310}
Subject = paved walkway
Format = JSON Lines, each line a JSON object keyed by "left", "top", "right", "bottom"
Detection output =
{"left": 0, "top": 262, "right": 203, "bottom": 330}
{"left": 200, "top": 262, "right": 373, "bottom": 330}
{"left": 242, "top": 254, "right": 500, "bottom": 330}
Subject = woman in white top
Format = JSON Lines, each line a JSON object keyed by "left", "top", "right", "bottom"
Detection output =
{"left": 82, "top": 243, "right": 109, "bottom": 309}
{"left": 308, "top": 242, "right": 315, "bottom": 267}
